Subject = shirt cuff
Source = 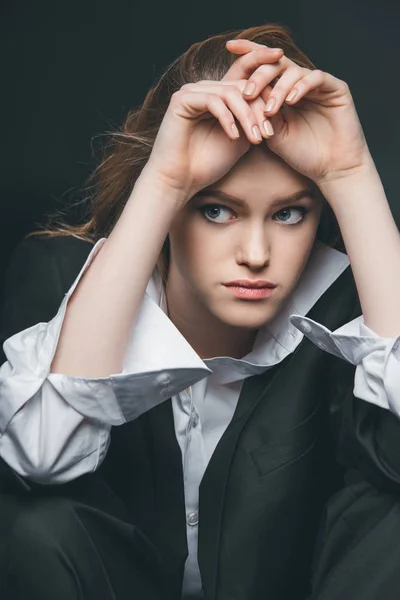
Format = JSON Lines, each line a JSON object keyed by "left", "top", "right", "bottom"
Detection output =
{"left": 289, "top": 314, "right": 400, "bottom": 414}
{"left": 1, "top": 238, "right": 211, "bottom": 428}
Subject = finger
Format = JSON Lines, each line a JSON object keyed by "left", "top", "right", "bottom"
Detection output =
{"left": 182, "top": 80, "right": 248, "bottom": 94}
{"left": 243, "top": 63, "right": 306, "bottom": 101}
{"left": 240, "top": 62, "right": 286, "bottom": 98}
{"left": 176, "top": 90, "right": 243, "bottom": 140}
{"left": 248, "top": 96, "right": 275, "bottom": 139}
{"left": 254, "top": 66, "right": 310, "bottom": 115}
{"left": 263, "top": 67, "right": 316, "bottom": 116}
{"left": 283, "top": 69, "right": 348, "bottom": 105}
{"left": 184, "top": 85, "right": 264, "bottom": 144}
{"left": 226, "top": 39, "right": 271, "bottom": 54}
{"left": 223, "top": 46, "right": 284, "bottom": 82}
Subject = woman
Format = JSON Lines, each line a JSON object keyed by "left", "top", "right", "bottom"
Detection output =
{"left": 1, "top": 22, "right": 400, "bottom": 600}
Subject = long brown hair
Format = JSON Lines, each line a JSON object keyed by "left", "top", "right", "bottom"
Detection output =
{"left": 26, "top": 23, "right": 343, "bottom": 280}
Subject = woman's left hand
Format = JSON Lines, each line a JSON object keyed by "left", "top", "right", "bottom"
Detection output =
{"left": 226, "top": 39, "right": 371, "bottom": 186}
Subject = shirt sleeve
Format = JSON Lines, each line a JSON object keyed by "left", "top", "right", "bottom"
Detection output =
{"left": 0, "top": 237, "right": 210, "bottom": 484}
{"left": 289, "top": 313, "right": 400, "bottom": 416}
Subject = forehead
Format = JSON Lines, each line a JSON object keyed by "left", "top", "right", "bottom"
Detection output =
{"left": 214, "top": 145, "right": 312, "bottom": 198}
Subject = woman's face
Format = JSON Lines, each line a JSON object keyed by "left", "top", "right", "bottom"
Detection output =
{"left": 166, "top": 145, "right": 323, "bottom": 333}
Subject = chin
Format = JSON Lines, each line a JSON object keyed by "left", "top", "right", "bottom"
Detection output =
{"left": 212, "top": 302, "right": 277, "bottom": 330}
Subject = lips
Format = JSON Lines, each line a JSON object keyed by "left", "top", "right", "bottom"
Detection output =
{"left": 224, "top": 280, "right": 277, "bottom": 289}
{"left": 224, "top": 282, "right": 276, "bottom": 300}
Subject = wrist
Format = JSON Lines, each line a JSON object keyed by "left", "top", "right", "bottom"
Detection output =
{"left": 137, "top": 163, "right": 193, "bottom": 209}
{"left": 316, "top": 157, "right": 376, "bottom": 206}
{"left": 315, "top": 152, "right": 375, "bottom": 193}
{"left": 316, "top": 162, "right": 387, "bottom": 224}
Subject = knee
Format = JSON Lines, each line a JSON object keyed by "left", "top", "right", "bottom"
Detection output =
{"left": 0, "top": 495, "right": 85, "bottom": 600}
{"left": 10, "top": 496, "right": 79, "bottom": 558}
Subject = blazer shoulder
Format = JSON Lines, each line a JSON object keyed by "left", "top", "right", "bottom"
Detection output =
{"left": 0, "top": 235, "right": 95, "bottom": 361}
{"left": 32, "top": 235, "right": 95, "bottom": 290}
{"left": 4, "top": 234, "right": 95, "bottom": 294}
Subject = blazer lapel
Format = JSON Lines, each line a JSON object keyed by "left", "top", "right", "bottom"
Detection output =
{"left": 197, "top": 360, "right": 285, "bottom": 599}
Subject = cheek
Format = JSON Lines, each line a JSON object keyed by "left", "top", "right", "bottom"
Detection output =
{"left": 278, "top": 232, "right": 317, "bottom": 286}
{"left": 169, "top": 221, "right": 218, "bottom": 280}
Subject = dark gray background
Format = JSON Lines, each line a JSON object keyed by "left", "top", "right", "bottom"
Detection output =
{"left": 1, "top": 0, "right": 399, "bottom": 291}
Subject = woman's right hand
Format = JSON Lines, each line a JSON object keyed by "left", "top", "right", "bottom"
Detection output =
{"left": 144, "top": 46, "right": 284, "bottom": 203}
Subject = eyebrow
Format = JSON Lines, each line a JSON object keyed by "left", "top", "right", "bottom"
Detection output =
{"left": 195, "top": 187, "right": 316, "bottom": 209}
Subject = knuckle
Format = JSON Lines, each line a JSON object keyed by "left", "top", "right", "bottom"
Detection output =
{"left": 340, "top": 79, "right": 350, "bottom": 90}
{"left": 243, "top": 105, "right": 254, "bottom": 119}
{"left": 205, "top": 92, "right": 218, "bottom": 105}
{"left": 255, "top": 46, "right": 270, "bottom": 57}
{"left": 170, "top": 90, "right": 184, "bottom": 105}
{"left": 255, "top": 64, "right": 272, "bottom": 74}
{"left": 224, "top": 84, "right": 240, "bottom": 95}
{"left": 180, "top": 83, "right": 193, "bottom": 91}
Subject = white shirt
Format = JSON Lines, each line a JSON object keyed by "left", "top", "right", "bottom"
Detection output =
{"left": 1, "top": 237, "right": 400, "bottom": 599}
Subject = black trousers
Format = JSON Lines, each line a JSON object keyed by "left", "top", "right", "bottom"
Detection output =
{"left": 1, "top": 474, "right": 400, "bottom": 600}
{"left": 309, "top": 478, "right": 400, "bottom": 600}
{"left": 0, "top": 475, "right": 177, "bottom": 600}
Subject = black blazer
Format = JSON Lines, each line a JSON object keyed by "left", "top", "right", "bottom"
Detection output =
{"left": 1, "top": 235, "right": 400, "bottom": 600}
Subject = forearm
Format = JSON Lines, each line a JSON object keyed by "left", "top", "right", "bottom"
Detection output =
{"left": 50, "top": 168, "right": 186, "bottom": 378}
{"left": 318, "top": 153, "right": 400, "bottom": 338}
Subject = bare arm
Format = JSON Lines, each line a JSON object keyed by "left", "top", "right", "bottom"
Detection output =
{"left": 50, "top": 171, "right": 186, "bottom": 378}
{"left": 319, "top": 155, "right": 400, "bottom": 339}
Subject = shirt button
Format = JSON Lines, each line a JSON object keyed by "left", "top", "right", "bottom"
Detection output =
{"left": 316, "top": 340, "right": 326, "bottom": 349}
{"left": 300, "top": 320, "right": 312, "bottom": 333}
{"left": 191, "top": 412, "right": 199, "bottom": 428}
{"left": 187, "top": 511, "right": 199, "bottom": 526}
{"left": 156, "top": 373, "right": 171, "bottom": 386}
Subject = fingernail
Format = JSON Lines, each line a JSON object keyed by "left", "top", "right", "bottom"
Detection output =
{"left": 244, "top": 82, "right": 256, "bottom": 96}
{"left": 252, "top": 125, "right": 262, "bottom": 141}
{"left": 265, "top": 98, "right": 275, "bottom": 113}
{"left": 286, "top": 90, "right": 298, "bottom": 103}
{"left": 263, "top": 120, "right": 274, "bottom": 136}
{"left": 231, "top": 123, "right": 240, "bottom": 138}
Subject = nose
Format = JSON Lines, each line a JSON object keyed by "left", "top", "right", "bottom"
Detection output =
{"left": 236, "top": 224, "right": 270, "bottom": 270}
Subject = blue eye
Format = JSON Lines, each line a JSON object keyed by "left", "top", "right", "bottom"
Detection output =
{"left": 200, "top": 204, "right": 308, "bottom": 225}
{"left": 201, "top": 205, "right": 235, "bottom": 224}
{"left": 274, "top": 207, "right": 307, "bottom": 225}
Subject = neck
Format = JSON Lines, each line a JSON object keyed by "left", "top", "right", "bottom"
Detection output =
{"left": 165, "top": 278, "right": 258, "bottom": 360}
